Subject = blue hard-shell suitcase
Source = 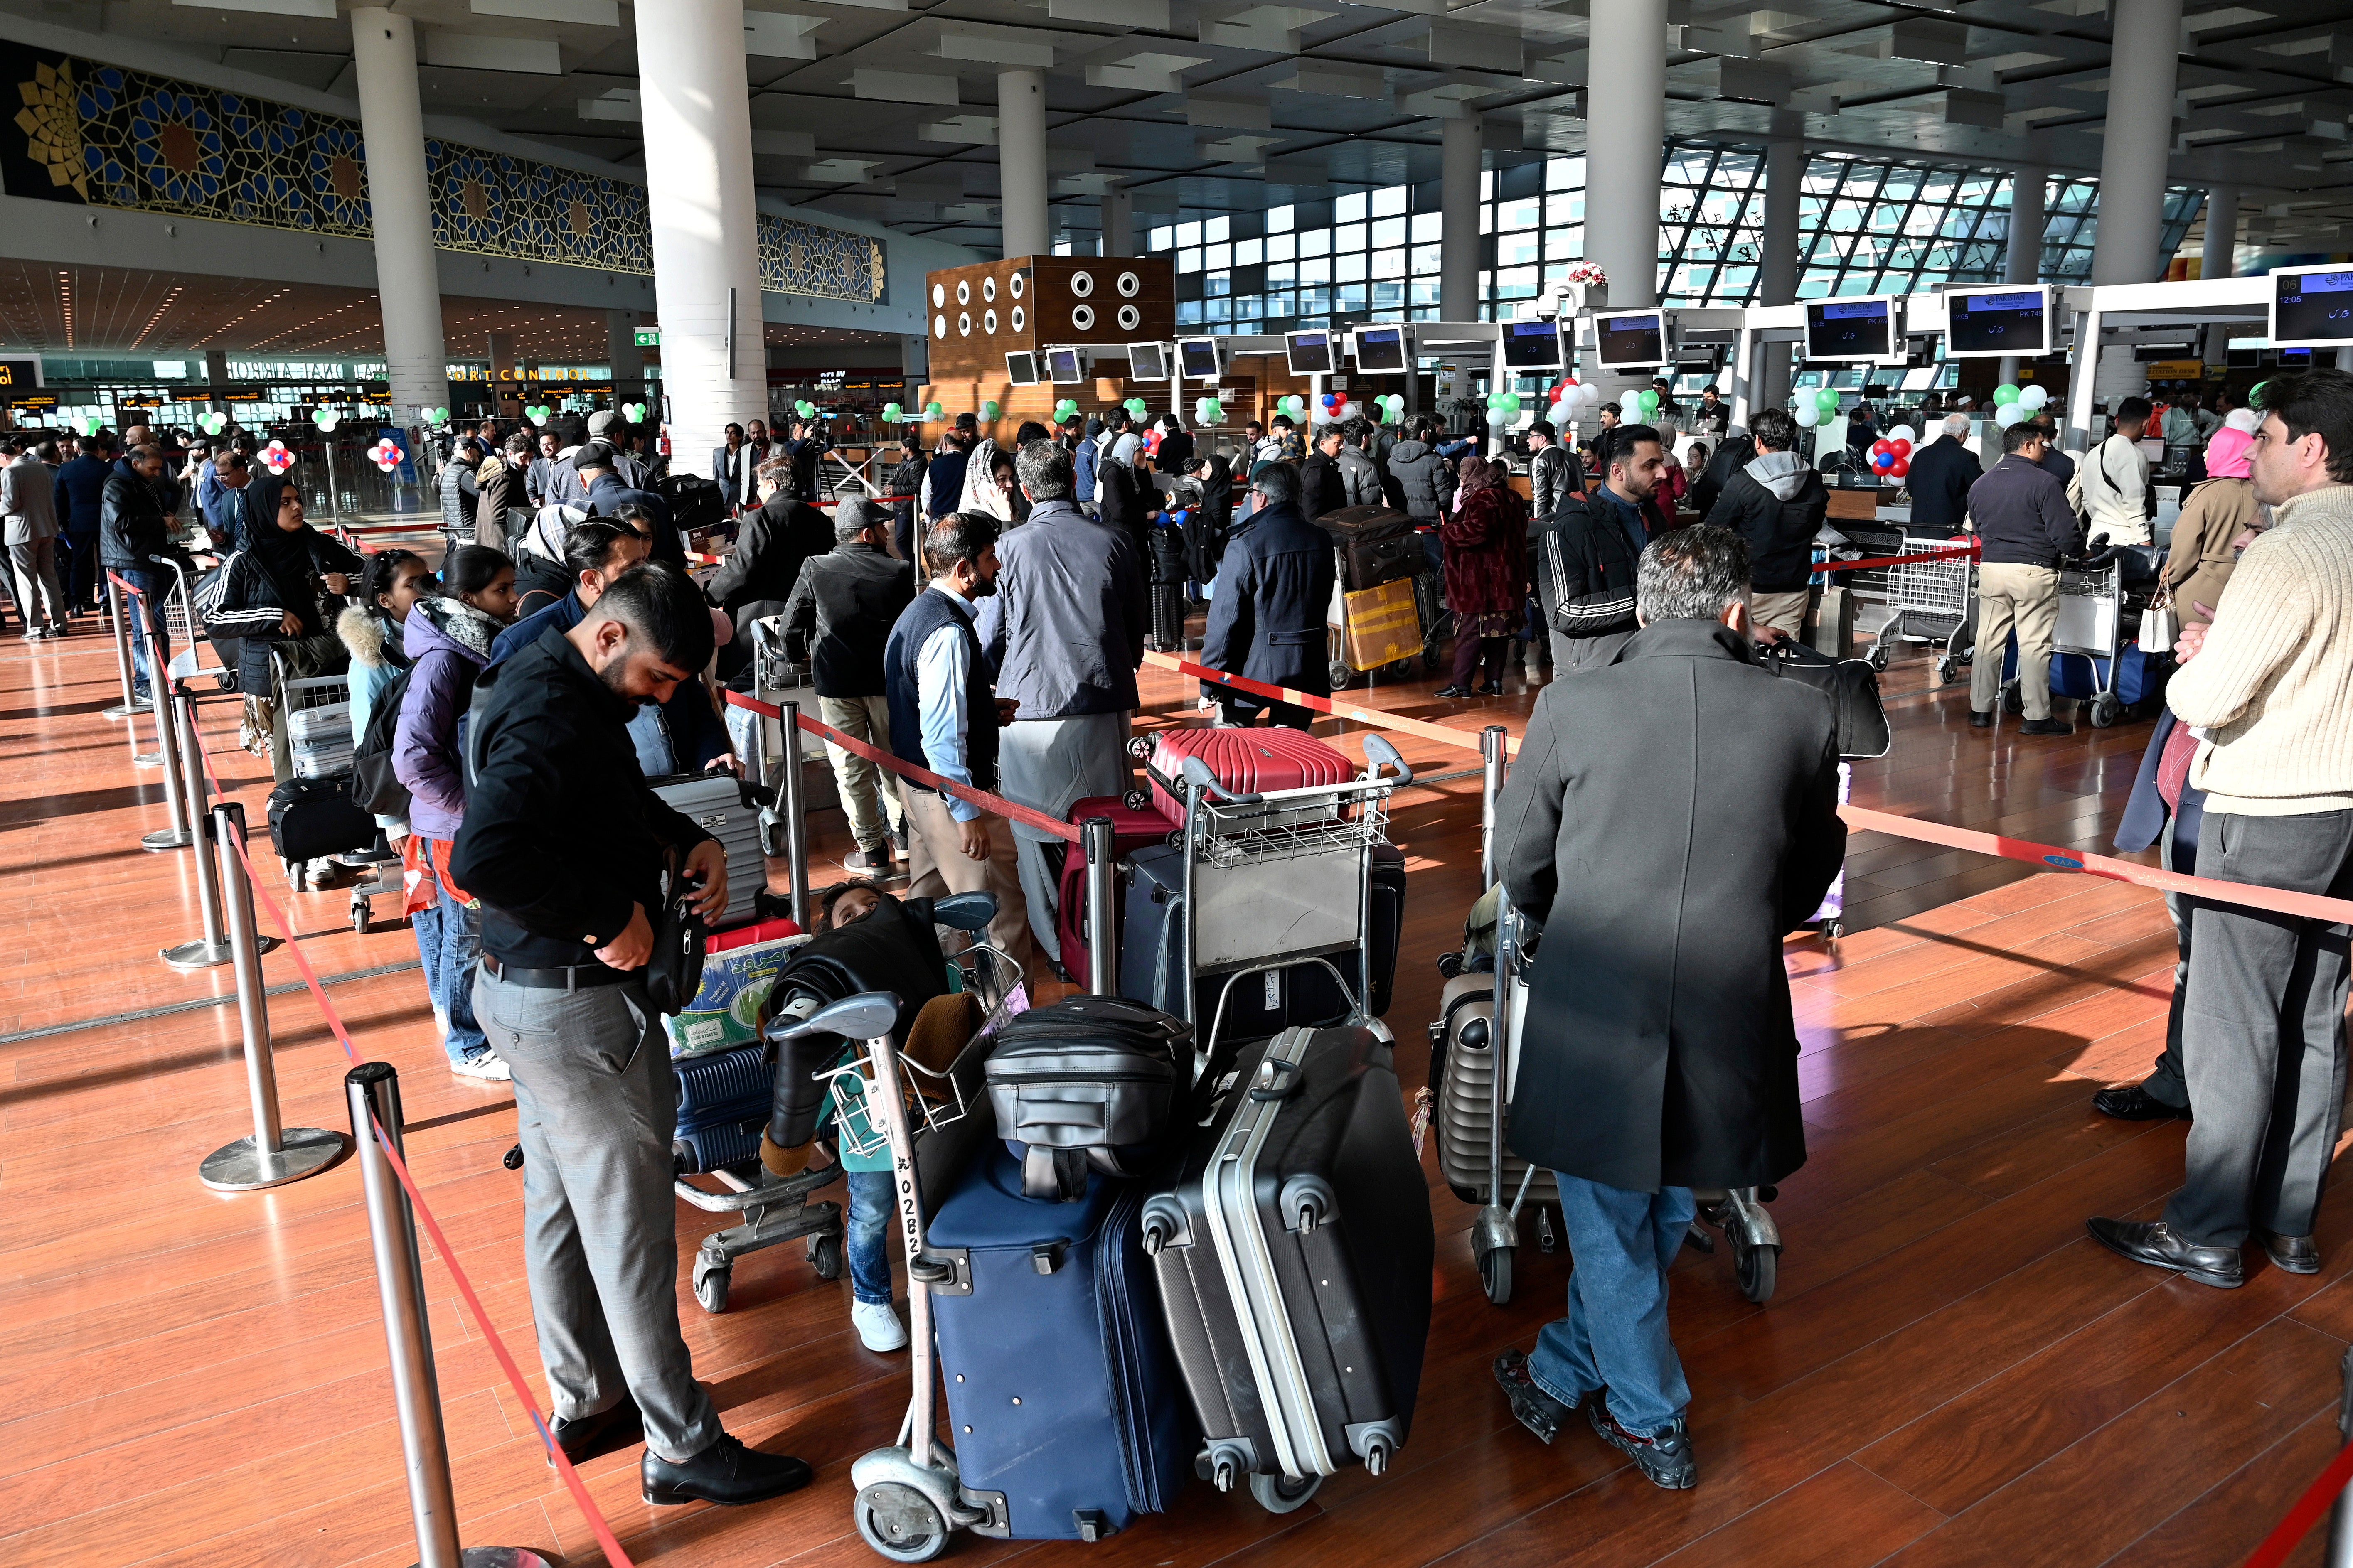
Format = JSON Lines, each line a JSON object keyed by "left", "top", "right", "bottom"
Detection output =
{"left": 672, "top": 1043, "right": 771, "bottom": 1173}
{"left": 925, "top": 1146, "right": 1195, "bottom": 1541}
{"left": 2001, "top": 636, "right": 2167, "bottom": 705}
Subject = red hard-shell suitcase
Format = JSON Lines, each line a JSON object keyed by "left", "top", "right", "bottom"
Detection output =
{"left": 1056, "top": 794, "right": 1180, "bottom": 983}
{"left": 1146, "top": 727, "right": 1352, "bottom": 823}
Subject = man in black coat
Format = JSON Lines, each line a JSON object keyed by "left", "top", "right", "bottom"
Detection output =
{"left": 1532, "top": 424, "right": 1667, "bottom": 673}
{"left": 1299, "top": 423, "right": 1347, "bottom": 519}
{"left": 580, "top": 444, "right": 681, "bottom": 567}
{"left": 706, "top": 458, "right": 831, "bottom": 620}
{"left": 1197, "top": 461, "right": 1336, "bottom": 728}
{"left": 1700, "top": 407, "right": 1829, "bottom": 637}
{"left": 1905, "top": 413, "right": 1984, "bottom": 534}
{"left": 1489, "top": 524, "right": 1844, "bottom": 1492}
{"left": 100, "top": 443, "right": 189, "bottom": 701}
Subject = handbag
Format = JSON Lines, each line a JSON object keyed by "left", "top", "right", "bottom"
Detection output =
{"left": 1756, "top": 639, "right": 1892, "bottom": 759}
{"left": 645, "top": 851, "right": 710, "bottom": 1017}
{"left": 2141, "top": 582, "right": 2179, "bottom": 656}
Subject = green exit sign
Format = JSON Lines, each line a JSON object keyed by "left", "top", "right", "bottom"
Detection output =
{"left": 634, "top": 328, "right": 660, "bottom": 347}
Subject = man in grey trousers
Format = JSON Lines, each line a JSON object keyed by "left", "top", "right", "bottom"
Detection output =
{"left": 453, "top": 562, "right": 813, "bottom": 1504}
{"left": 1, "top": 438, "right": 68, "bottom": 639}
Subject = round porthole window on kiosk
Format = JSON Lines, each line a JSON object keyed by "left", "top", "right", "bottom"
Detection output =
{"left": 982, "top": 275, "right": 998, "bottom": 303}
{"left": 1116, "top": 270, "right": 1142, "bottom": 298}
{"left": 1071, "top": 303, "right": 1095, "bottom": 330}
{"left": 983, "top": 308, "right": 999, "bottom": 334}
{"left": 1010, "top": 305, "right": 1026, "bottom": 332}
{"left": 1071, "top": 270, "right": 1096, "bottom": 298}
{"left": 956, "top": 279, "right": 971, "bottom": 306}
{"left": 932, "top": 283, "right": 945, "bottom": 309}
{"left": 933, "top": 314, "right": 947, "bottom": 338}
{"left": 957, "top": 311, "right": 972, "bottom": 336}
{"left": 1116, "top": 303, "right": 1141, "bottom": 332}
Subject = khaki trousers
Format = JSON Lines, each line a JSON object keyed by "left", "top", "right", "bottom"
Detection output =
{"left": 1752, "top": 588, "right": 1810, "bottom": 639}
{"left": 903, "top": 789, "right": 1036, "bottom": 974}
{"left": 1971, "top": 562, "right": 2061, "bottom": 720}
{"left": 817, "top": 693, "right": 906, "bottom": 852}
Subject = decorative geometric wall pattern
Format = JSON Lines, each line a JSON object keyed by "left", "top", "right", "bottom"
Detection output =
{"left": 0, "top": 40, "right": 884, "bottom": 304}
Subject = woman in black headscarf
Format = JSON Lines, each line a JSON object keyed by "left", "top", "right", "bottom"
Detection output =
{"left": 204, "top": 484, "right": 365, "bottom": 777}
{"left": 1183, "top": 452, "right": 1234, "bottom": 585}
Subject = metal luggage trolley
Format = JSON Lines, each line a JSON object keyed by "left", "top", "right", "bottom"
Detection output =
{"left": 1871, "top": 537, "right": 1974, "bottom": 678}
{"left": 1127, "top": 732, "right": 1414, "bottom": 1065}
{"left": 270, "top": 654, "right": 401, "bottom": 926}
{"left": 1997, "top": 551, "right": 2151, "bottom": 729}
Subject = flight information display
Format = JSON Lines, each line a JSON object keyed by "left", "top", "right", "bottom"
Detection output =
{"left": 1944, "top": 288, "right": 2049, "bottom": 358}
{"left": 1592, "top": 310, "right": 1665, "bottom": 369}
{"left": 2272, "top": 266, "right": 2353, "bottom": 349}
{"left": 1046, "top": 348, "right": 1084, "bottom": 383}
{"left": 1127, "top": 342, "right": 1170, "bottom": 380}
{"left": 1499, "top": 319, "right": 1564, "bottom": 370}
{"left": 1806, "top": 297, "right": 1895, "bottom": 360}
{"left": 1004, "top": 351, "right": 1041, "bottom": 385}
{"left": 1179, "top": 337, "right": 1226, "bottom": 377}
{"left": 1353, "top": 325, "right": 1408, "bottom": 372}
{"left": 1285, "top": 330, "right": 1335, "bottom": 375}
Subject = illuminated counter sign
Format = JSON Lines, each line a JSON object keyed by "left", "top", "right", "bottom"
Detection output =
{"left": 2271, "top": 266, "right": 2353, "bottom": 350}
{"left": 1594, "top": 310, "right": 1665, "bottom": 370}
{"left": 1807, "top": 297, "right": 1897, "bottom": 361}
{"left": 0, "top": 355, "right": 45, "bottom": 389}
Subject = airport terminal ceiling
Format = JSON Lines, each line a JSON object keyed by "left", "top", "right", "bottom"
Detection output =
{"left": 12, "top": 0, "right": 2353, "bottom": 272}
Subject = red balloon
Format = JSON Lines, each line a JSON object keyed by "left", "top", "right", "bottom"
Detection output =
{"left": 1871, "top": 439, "right": 1893, "bottom": 456}
{"left": 1891, "top": 438, "right": 1912, "bottom": 457}
{"left": 1889, "top": 457, "right": 1910, "bottom": 479}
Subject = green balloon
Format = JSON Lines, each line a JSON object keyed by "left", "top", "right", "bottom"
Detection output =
{"left": 882, "top": 402, "right": 901, "bottom": 420}
{"left": 1815, "top": 388, "right": 1840, "bottom": 412}
{"left": 982, "top": 400, "right": 1000, "bottom": 420}
{"left": 1639, "top": 390, "right": 1659, "bottom": 412}
{"left": 926, "top": 401, "right": 945, "bottom": 419}
{"left": 1205, "top": 399, "right": 1225, "bottom": 423}
{"left": 2249, "top": 379, "right": 2270, "bottom": 407}
{"left": 1992, "top": 383, "right": 2020, "bottom": 405}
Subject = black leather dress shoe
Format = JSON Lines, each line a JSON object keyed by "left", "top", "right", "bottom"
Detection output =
{"left": 643, "top": 1433, "right": 815, "bottom": 1506}
{"left": 2020, "top": 717, "right": 2076, "bottom": 736}
{"left": 1968, "top": 710, "right": 1994, "bottom": 729}
{"left": 2261, "top": 1233, "right": 2322, "bottom": 1275}
{"left": 2091, "top": 1084, "right": 2193, "bottom": 1122}
{"left": 2087, "top": 1217, "right": 2244, "bottom": 1288}
{"left": 549, "top": 1394, "right": 642, "bottom": 1467}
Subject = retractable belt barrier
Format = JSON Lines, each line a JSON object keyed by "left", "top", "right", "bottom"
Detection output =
{"left": 1138, "top": 649, "right": 1511, "bottom": 756}
{"left": 187, "top": 741, "right": 640, "bottom": 1568}
{"left": 724, "top": 690, "right": 1081, "bottom": 842}
{"left": 1814, "top": 540, "right": 1981, "bottom": 573}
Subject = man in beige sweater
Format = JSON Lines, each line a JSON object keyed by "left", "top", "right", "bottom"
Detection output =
{"left": 2090, "top": 368, "right": 2353, "bottom": 1290}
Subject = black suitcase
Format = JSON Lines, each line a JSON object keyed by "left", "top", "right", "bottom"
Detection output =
{"left": 1142, "top": 1025, "right": 1433, "bottom": 1503}
{"left": 266, "top": 776, "right": 375, "bottom": 864}
{"left": 659, "top": 473, "right": 726, "bottom": 540}
{"left": 1118, "top": 841, "right": 1404, "bottom": 1037}
{"left": 1338, "top": 529, "right": 1422, "bottom": 593}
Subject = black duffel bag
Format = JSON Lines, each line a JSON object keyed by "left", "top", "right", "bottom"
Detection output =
{"left": 1757, "top": 638, "right": 1890, "bottom": 759}
{"left": 984, "top": 994, "right": 1192, "bottom": 1200}
{"left": 266, "top": 775, "right": 377, "bottom": 863}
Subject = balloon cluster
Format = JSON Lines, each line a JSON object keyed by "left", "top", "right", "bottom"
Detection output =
{"left": 925, "top": 400, "right": 945, "bottom": 420}
{"left": 1053, "top": 397, "right": 1080, "bottom": 421}
{"left": 1374, "top": 392, "right": 1405, "bottom": 424}
{"left": 1988, "top": 381, "right": 2051, "bottom": 429}
{"left": 422, "top": 406, "right": 451, "bottom": 428}
{"left": 1483, "top": 390, "right": 1525, "bottom": 428}
{"left": 1869, "top": 434, "right": 1913, "bottom": 478}
{"left": 982, "top": 399, "right": 1001, "bottom": 421}
{"left": 80, "top": 413, "right": 103, "bottom": 437}
{"left": 1792, "top": 386, "right": 1842, "bottom": 429}
{"left": 1193, "top": 394, "right": 1227, "bottom": 425}
{"left": 1278, "top": 393, "right": 1306, "bottom": 421}
{"left": 368, "top": 437, "right": 403, "bottom": 473}
{"left": 524, "top": 403, "right": 552, "bottom": 423}
{"left": 197, "top": 410, "right": 229, "bottom": 436}
{"left": 261, "top": 440, "right": 296, "bottom": 476}
{"left": 1548, "top": 379, "right": 1606, "bottom": 413}
{"left": 794, "top": 399, "right": 818, "bottom": 419}
{"left": 1615, "top": 386, "right": 1661, "bottom": 420}
{"left": 1125, "top": 396, "right": 1150, "bottom": 420}
{"left": 882, "top": 401, "right": 903, "bottom": 423}
{"left": 311, "top": 409, "right": 341, "bottom": 433}
{"left": 622, "top": 401, "right": 647, "bottom": 424}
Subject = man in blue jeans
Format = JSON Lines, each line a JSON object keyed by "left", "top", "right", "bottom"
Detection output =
{"left": 1484, "top": 526, "right": 1845, "bottom": 1489}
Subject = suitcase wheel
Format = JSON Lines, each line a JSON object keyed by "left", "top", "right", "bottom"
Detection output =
{"left": 692, "top": 1256, "right": 731, "bottom": 1314}
{"left": 1250, "top": 1472, "right": 1322, "bottom": 1514}
{"left": 808, "top": 1231, "right": 844, "bottom": 1280}
{"left": 2090, "top": 692, "right": 2122, "bottom": 728}
{"left": 1329, "top": 659, "right": 1354, "bottom": 691}
{"left": 1479, "top": 1244, "right": 1513, "bottom": 1306}
{"left": 1127, "top": 735, "right": 1154, "bottom": 761}
{"left": 1123, "top": 788, "right": 1150, "bottom": 813}
{"left": 855, "top": 1482, "right": 952, "bottom": 1562}
{"left": 350, "top": 890, "right": 371, "bottom": 935}
{"left": 1734, "top": 1239, "right": 1780, "bottom": 1305}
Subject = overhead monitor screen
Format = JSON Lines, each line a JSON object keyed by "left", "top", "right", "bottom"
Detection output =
{"left": 1045, "top": 348, "right": 1084, "bottom": 383}
{"left": 1806, "top": 297, "right": 1896, "bottom": 361}
{"left": 1944, "top": 287, "right": 2050, "bottom": 358}
{"left": 1592, "top": 310, "right": 1666, "bottom": 369}
{"left": 1004, "top": 351, "right": 1041, "bottom": 386}
{"left": 1285, "top": 330, "right": 1335, "bottom": 376}
{"left": 1499, "top": 319, "right": 1564, "bottom": 370}
{"left": 1127, "top": 341, "right": 1170, "bottom": 381}
{"left": 2271, "top": 265, "right": 2353, "bottom": 349}
{"left": 1352, "top": 325, "right": 1408, "bottom": 372}
{"left": 1178, "top": 337, "right": 1226, "bottom": 378}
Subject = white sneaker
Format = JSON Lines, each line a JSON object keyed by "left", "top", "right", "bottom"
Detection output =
{"left": 852, "top": 1300, "right": 908, "bottom": 1352}
{"left": 450, "top": 1049, "right": 512, "bottom": 1082}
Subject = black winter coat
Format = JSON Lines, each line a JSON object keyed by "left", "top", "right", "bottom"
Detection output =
{"left": 1703, "top": 460, "right": 1829, "bottom": 594}
{"left": 1494, "top": 619, "right": 1845, "bottom": 1191}
{"left": 1531, "top": 488, "right": 1648, "bottom": 671}
{"left": 1903, "top": 435, "right": 1983, "bottom": 534}
{"left": 100, "top": 469, "right": 176, "bottom": 570}
{"left": 1198, "top": 500, "right": 1337, "bottom": 699}
{"left": 706, "top": 495, "right": 832, "bottom": 614}
{"left": 1300, "top": 451, "right": 1346, "bottom": 520}
{"left": 780, "top": 540, "right": 916, "bottom": 698}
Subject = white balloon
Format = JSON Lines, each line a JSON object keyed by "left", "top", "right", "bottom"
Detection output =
{"left": 1793, "top": 402, "right": 1821, "bottom": 428}
{"left": 1485, "top": 408, "right": 1508, "bottom": 427}
{"left": 1311, "top": 406, "right": 1331, "bottom": 424}
{"left": 1888, "top": 425, "right": 1917, "bottom": 446}
{"left": 1620, "top": 389, "right": 1645, "bottom": 413}
{"left": 2018, "top": 384, "right": 2050, "bottom": 409}
{"left": 1579, "top": 383, "right": 1603, "bottom": 406}
{"left": 1993, "top": 402, "right": 2026, "bottom": 428}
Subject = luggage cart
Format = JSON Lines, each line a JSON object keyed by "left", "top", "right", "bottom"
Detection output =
{"left": 1996, "top": 551, "right": 2155, "bottom": 728}
{"left": 271, "top": 658, "right": 401, "bottom": 924}
{"left": 1131, "top": 734, "right": 1412, "bottom": 1067}
{"left": 1868, "top": 537, "right": 1974, "bottom": 678}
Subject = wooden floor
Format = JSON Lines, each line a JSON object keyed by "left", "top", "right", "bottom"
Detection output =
{"left": 1, "top": 620, "right": 2341, "bottom": 1568}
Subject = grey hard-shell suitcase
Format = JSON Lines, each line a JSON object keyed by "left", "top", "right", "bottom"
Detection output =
{"left": 1428, "top": 970, "right": 1557, "bottom": 1210}
{"left": 650, "top": 773, "right": 766, "bottom": 931}
{"left": 1141, "top": 1024, "right": 1433, "bottom": 1509}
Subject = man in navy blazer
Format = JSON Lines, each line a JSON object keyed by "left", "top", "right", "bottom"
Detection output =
{"left": 2094, "top": 709, "right": 2205, "bottom": 1122}
{"left": 1904, "top": 415, "right": 1983, "bottom": 533}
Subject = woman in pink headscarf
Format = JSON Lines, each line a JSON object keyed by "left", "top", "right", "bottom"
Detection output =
{"left": 2166, "top": 406, "right": 2264, "bottom": 626}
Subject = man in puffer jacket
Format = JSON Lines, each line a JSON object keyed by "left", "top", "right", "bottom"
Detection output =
{"left": 1700, "top": 407, "right": 1828, "bottom": 638}
{"left": 1387, "top": 424, "right": 1446, "bottom": 523}
{"left": 1336, "top": 418, "right": 1386, "bottom": 509}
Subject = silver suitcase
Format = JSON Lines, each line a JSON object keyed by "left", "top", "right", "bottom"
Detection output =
{"left": 289, "top": 700, "right": 354, "bottom": 780}
{"left": 650, "top": 774, "right": 766, "bottom": 931}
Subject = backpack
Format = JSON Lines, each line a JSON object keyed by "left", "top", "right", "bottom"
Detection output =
{"left": 350, "top": 663, "right": 415, "bottom": 818}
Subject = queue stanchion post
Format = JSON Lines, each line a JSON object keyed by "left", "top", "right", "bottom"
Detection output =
{"left": 197, "top": 801, "right": 340, "bottom": 1190}
{"left": 346, "top": 1063, "right": 551, "bottom": 1568}
{"left": 101, "top": 573, "right": 141, "bottom": 721}
{"left": 2329, "top": 1345, "right": 2353, "bottom": 1568}
{"left": 140, "top": 664, "right": 196, "bottom": 852}
{"left": 779, "top": 698, "right": 810, "bottom": 930}
{"left": 1479, "top": 723, "right": 1507, "bottom": 892}
{"left": 1083, "top": 814, "right": 1117, "bottom": 995}
{"left": 162, "top": 682, "right": 253, "bottom": 969}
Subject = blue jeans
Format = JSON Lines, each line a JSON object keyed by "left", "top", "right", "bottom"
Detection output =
{"left": 421, "top": 838, "right": 487, "bottom": 1063}
{"left": 846, "top": 1168, "right": 894, "bottom": 1305}
{"left": 411, "top": 895, "right": 450, "bottom": 1035}
{"left": 121, "top": 567, "right": 171, "bottom": 696}
{"left": 1528, "top": 1174, "right": 1696, "bottom": 1438}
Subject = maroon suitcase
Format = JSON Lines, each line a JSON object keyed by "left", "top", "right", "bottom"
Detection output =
{"left": 1145, "top": 726, "right": 1353, "bottom": 823}
{"left": 1056, "top": 794, "right": 1182, "bottom": 983}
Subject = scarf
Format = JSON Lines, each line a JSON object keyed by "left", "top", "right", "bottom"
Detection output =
{"left": 415, "top": 595, "right": 502, "bottom": 659}
{"left": 1455, "top": 454, "right": 1505, "bottom": 497}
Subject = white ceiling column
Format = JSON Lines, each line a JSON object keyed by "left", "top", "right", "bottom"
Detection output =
{"left": 998, "top": 68, "right": 1049, "bottom": 259}
{"left": 2090, "top": 0, "right": 2184, "bottom": 286}
{"left": 349, "top": 7, "right": 449, "bottom": 422}
{"left": 1439, "top": 114, "right": 1481, "bottom": 323}
{"left": 1585, "top": 0, "right": 1667, "bottom": 309}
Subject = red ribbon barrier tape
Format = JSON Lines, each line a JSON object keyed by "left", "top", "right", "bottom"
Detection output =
{"left": 1815, "top": 541, "right": 1981, "bottom": 573}
{"left": 189, "top": 745, "right": 641, "bottom": 1568}
{"left": 725, "top": 690, "right": 1082, "bottom": 842}
{"left": 1842, "top": 804, "right": 2353, "bottom": 926}
{"left": 1139, "top": 649, "right": 1509, "bottom": 756}
{"left": 2240, "top": 1438, "right": 2353, "bottom": 1568}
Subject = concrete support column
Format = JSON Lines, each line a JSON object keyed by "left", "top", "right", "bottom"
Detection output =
{"left": 1101, "top": 188, "right": 1135, "bottom": 258}
{"left": 608, "top": 310, "right": 646, "bottom": 406}
{"left": 1755, "top": 131, "right": 1803, "bottom": 413}
{"left": 2198, "top": 185, "right": 2240, "bottom": 367}
{"left": 1440, "top": 114, "right": 1483, "bottom": 321}
{"left": 350, "top": 8, "right": 448, "bottom": 422}
{"left": 636, "top": 0, "right": 767, "bottom": 464}
{"left": 203, "top": 348, "right": 228, "bottom": 412}
{"left": 2090, "top": 0, "right": 2183, "bottom": 286}
{"left": 484, "top": 331, "right": 515, "bottom": 417}
{"left": 998, "top": 69, "right": 1049, "bottom": 259}
{"left": 1999, "top": 167, "right": 2046, "bottom": 384}
{"left": 1585, "top": 0, "right": 1667, "bottom": 310}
